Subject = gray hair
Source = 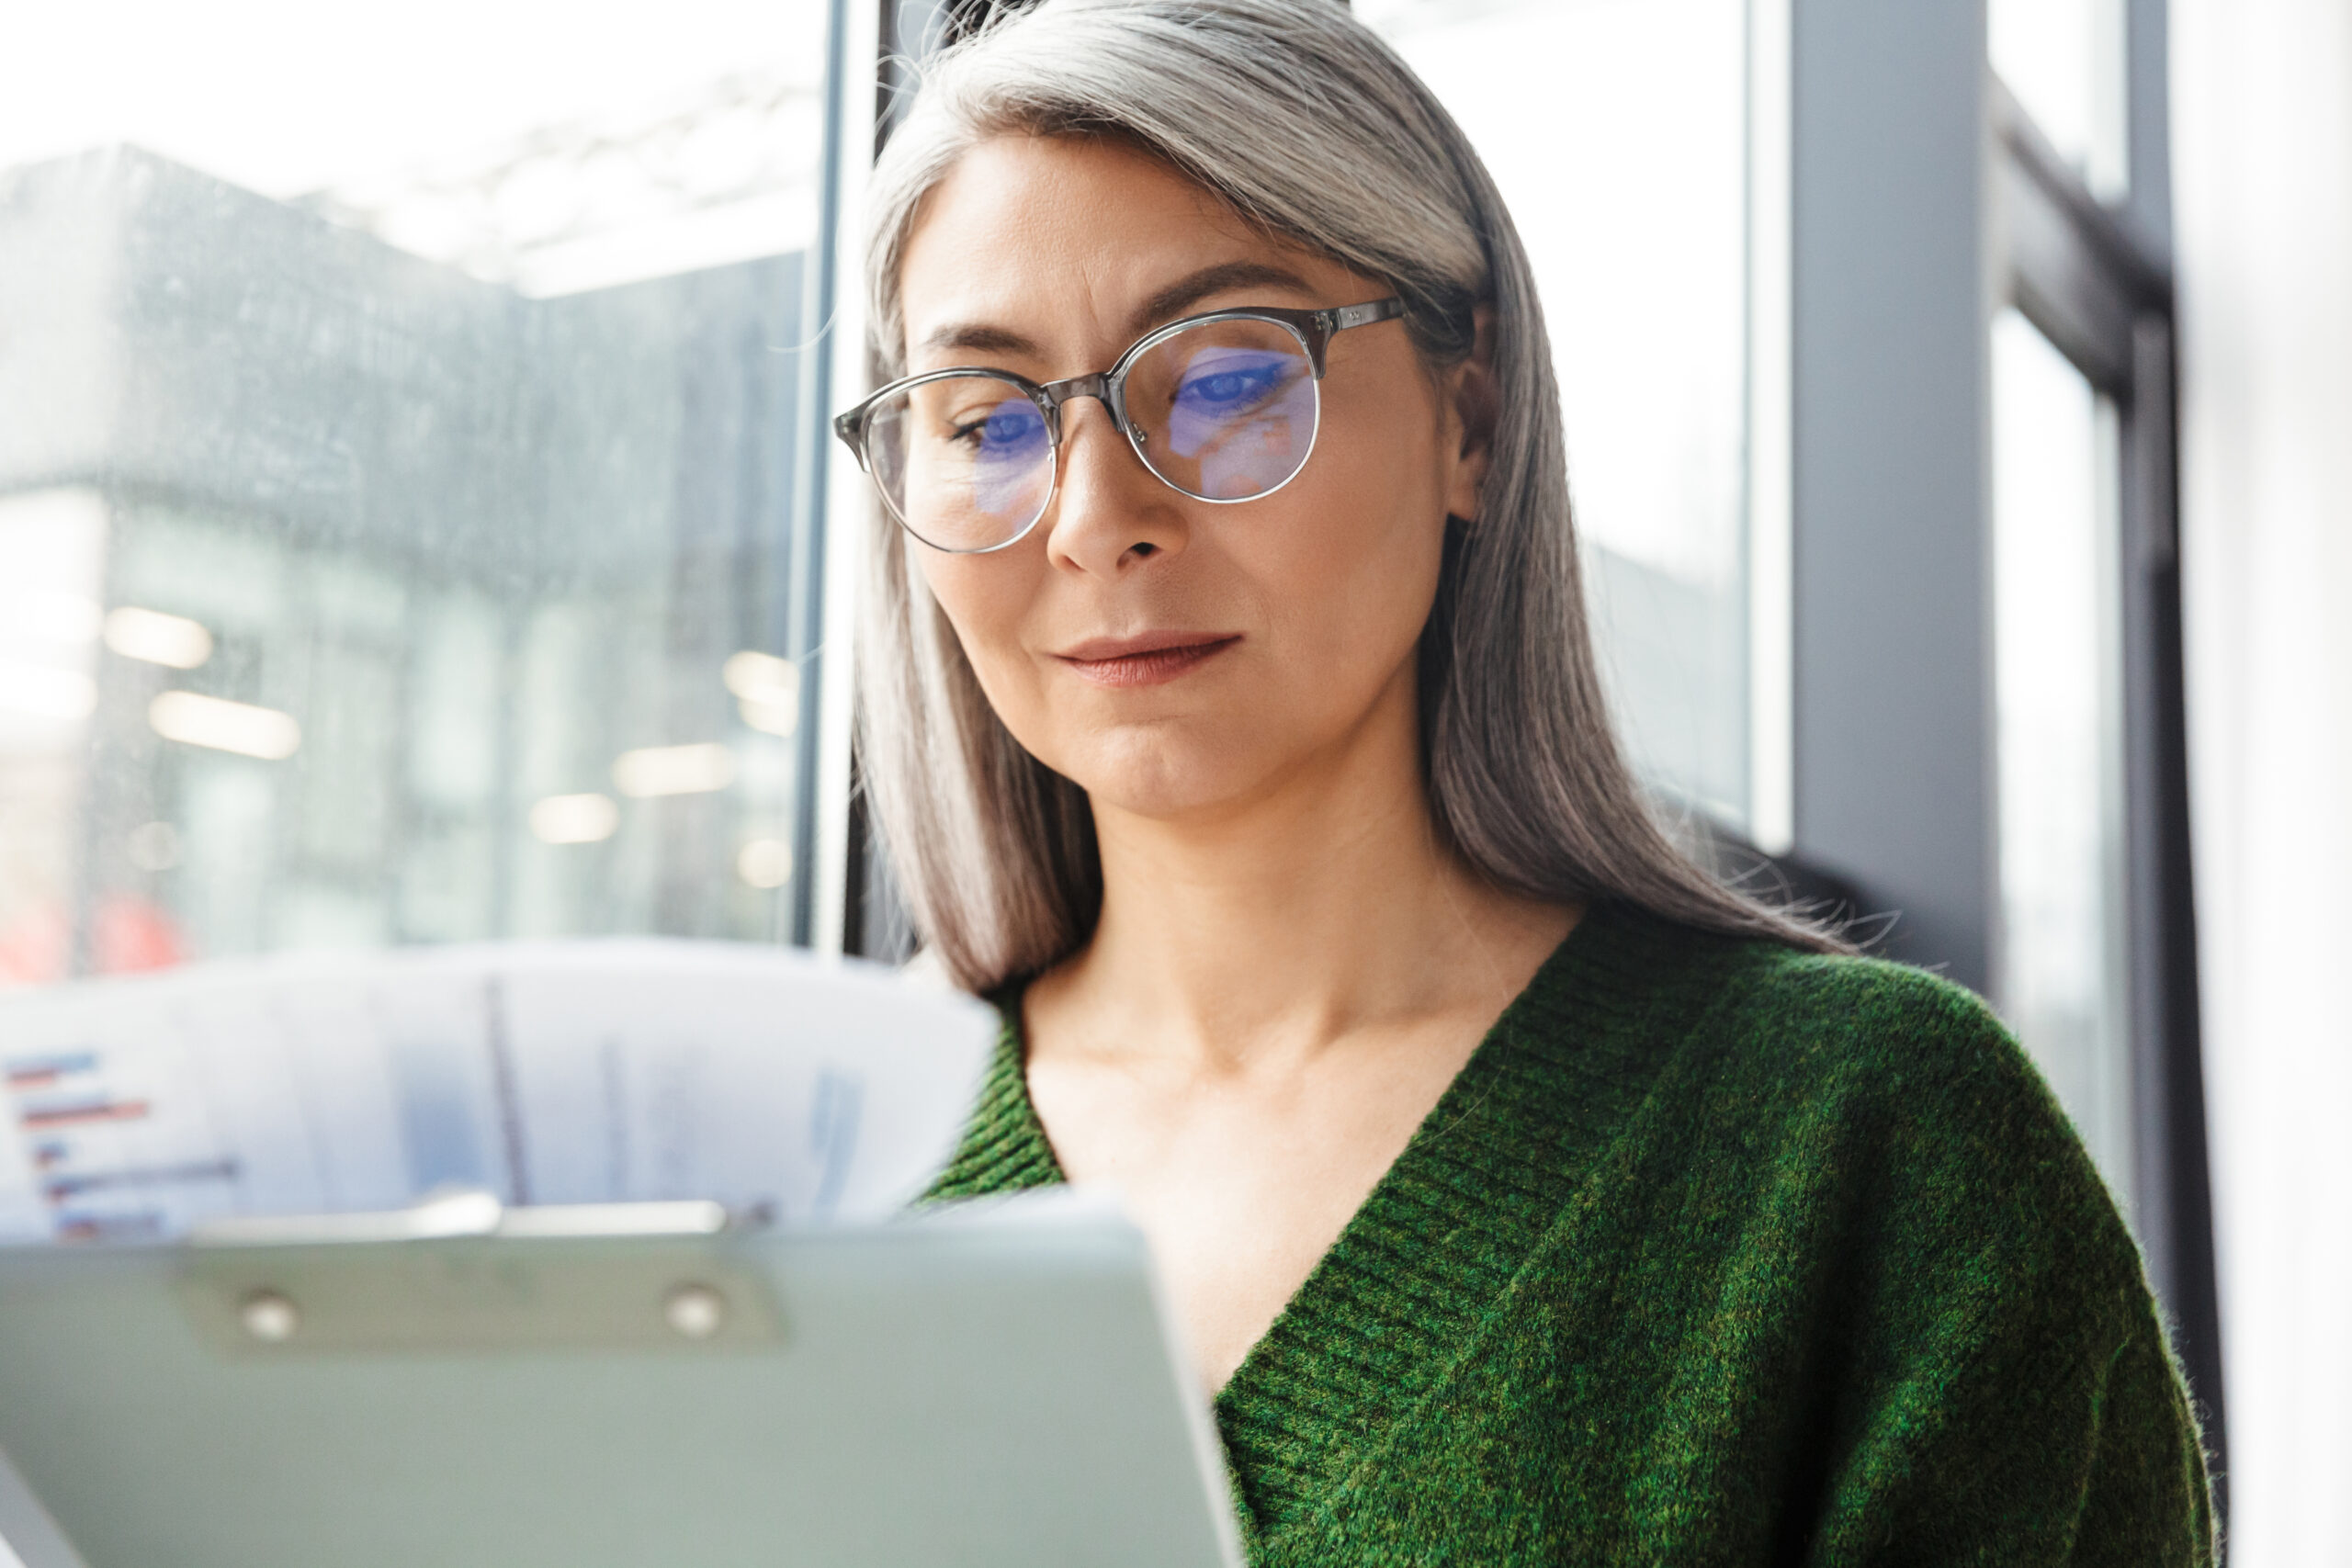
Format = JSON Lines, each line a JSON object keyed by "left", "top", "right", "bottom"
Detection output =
{"left": 857, "top": 0, "right": 1844, "bottom": 991}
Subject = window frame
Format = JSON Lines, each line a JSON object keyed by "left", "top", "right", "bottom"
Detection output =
{"left": 1991, "top": 33, "right": 2225, "bottom": 1502}
{"left": 1786, "top": 0, "right": 2223, "bottom": 1503}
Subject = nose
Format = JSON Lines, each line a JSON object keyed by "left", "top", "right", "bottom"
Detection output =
{"left": 1041, "top": 397, "right": 1188, "bottom": 575}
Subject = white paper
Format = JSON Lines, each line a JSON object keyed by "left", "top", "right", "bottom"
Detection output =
{"left": 0, "top": 942, "right": 997, "bottom": 1244}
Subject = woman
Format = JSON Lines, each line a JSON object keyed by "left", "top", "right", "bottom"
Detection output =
{"left": 833, "top": 0, "right": 2216, "bottom": 1560}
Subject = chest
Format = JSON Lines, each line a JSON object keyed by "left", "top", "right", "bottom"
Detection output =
{"left": 1023, "top": 1025, "right": 1480, "bottom": 1391}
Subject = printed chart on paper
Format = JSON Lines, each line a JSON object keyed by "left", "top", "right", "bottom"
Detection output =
{"left": 0, "top": 943, "right": 992, "bottom": 1244}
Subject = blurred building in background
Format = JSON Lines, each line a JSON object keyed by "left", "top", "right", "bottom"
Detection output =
{"left": 0, "top": 132, "right": 819, "bottom": 986}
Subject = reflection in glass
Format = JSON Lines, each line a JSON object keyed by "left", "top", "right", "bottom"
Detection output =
{"left": 1363, "top": 0, "right": 1752, "bottom": 829}
{"left": 873, "top": 376, "right": 1060, "bottom": 550}
{"left": 1130, "top": 323, "right": 1317, "bottom": 502}
{"left": 1992, "top": 309, "right": 2133, "bottom": 1210}
{"left": 1990, "top": 0, "right": 2130, "bottom": 198}
{"left": 0, "top": 4, "right": 834, "bottom": 988}
{"left": 862, "top": 314, "right": 1329, "bottom": 553}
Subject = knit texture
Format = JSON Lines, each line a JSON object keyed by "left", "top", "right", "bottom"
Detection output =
{"left": 926, "top": 903, "right": 2217, "bottom": 1566}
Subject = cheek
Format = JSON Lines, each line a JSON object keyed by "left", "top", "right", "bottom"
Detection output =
{"left": 915, "top": 549, "right": 1042, "bottom": 705}
{"left": 1251, "top": 410, "right": 1450, "bottom": 657}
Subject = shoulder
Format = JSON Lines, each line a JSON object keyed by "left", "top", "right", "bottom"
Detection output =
{"left": 1564, "top": 904, "right": 2058, "bottom": 1128}
{"left": 1705, "top": 939, "right": 2066, "bottom": 1150}
{"left": 1705, "top": 937, "right": 2043, "bottom": 1114}
{"left": 1557, "top": 903, "right": 2036, "bottom": 1110}
{"left": 1555, "top": 908, "right": 2131, "bottom": 1268}
{"left": 1655, "top": 925, "right": 2141, "bottom": 1287}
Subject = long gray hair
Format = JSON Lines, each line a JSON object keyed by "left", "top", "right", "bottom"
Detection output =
{"left": 857, "top": 0, "right": 1843, "bottom": 991}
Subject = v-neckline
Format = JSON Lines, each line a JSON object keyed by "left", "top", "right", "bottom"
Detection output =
{"left": 953, "top": 903, "right": 1683, "bottom": 1542}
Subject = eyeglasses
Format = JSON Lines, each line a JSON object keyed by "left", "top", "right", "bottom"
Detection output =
{"left": 832, "top": 298, "right": 1407, "bottom": 553}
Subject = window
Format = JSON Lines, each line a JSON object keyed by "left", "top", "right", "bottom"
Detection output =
{"left": 1987, "top": 0, "right": 2222, "bottom": 1458}
{"left": 1985, "top": 0, "right": 2163, "bottom": 1225}
{"left": 0, "top": 1, "right": 845, "bottom": 989}
{"left": 1990, "top": 0, "right": 2130, "bottom": 199}
{"left": 1362, "top": 0, "right": 1764, "bottom": 839}
{"left": 1991, "top": 308, "right": 2132, "bottom": 1206}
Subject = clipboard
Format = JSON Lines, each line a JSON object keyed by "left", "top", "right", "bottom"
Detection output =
{"left": 0, "top": 1189, "right": 1243, "bottom": 1568}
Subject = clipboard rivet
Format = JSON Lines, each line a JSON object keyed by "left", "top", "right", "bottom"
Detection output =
{"left": 240, "top": 1291, "right": 300, "bottom": 1344}
{"left": 663, "top": 1283, "right": 727, "bottom": 1339}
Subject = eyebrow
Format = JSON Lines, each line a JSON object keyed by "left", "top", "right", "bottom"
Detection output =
{"left": 1130, "top": 260, "right": 1317, "bottom": 334}
{"left": 913, "top": 259, "right": 1320, "bottom": 362}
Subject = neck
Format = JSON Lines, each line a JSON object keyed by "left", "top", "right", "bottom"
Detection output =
{"left": 1058, "top": 678, "right": 1568, "bottom": 1066}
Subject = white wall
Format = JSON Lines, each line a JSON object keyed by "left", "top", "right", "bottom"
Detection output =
{"left": 2171, "top": 3, "right": 2352, "bottom": 1561}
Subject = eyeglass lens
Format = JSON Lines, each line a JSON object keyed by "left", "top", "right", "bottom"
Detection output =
{"left": 863, "top": 316, "right": 1320, "bottom": 552}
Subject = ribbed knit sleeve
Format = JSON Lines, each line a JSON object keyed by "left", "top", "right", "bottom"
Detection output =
{"left": 1743, "top": 959, "right": 2218, "bottom": 1566}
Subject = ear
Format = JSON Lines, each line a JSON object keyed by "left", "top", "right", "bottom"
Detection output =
{"left": 1441, "top": 304, "right": 1499, "bottom": 525}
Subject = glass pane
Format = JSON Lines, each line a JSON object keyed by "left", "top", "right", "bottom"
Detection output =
{"left": 1362, "top": 0, "right": 1752, "bottom": 830}
{"left": 1990, "top": 0, "right": 2130, "bottom": 199}
{"left": 0, "top": 1, "right": 836, "bottom": 993}
{"left": 1991, "top": 308, "right": 2133, "bottom": 1210}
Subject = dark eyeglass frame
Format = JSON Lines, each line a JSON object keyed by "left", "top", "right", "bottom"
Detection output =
{"left": 831, "top": 297, "right": 1408, "bottom": 553}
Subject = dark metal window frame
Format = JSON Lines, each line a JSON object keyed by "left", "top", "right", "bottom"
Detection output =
{"left": 1992, "top": 44, "right": 2226, "bottom": 1509}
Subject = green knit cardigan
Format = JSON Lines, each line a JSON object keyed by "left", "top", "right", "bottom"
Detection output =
{"left": 926, "top": 903, "right": 2217, "bottom": 1566}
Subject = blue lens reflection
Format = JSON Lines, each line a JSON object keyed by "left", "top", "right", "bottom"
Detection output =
{"left": 1166, "top": 348, "right": 1304, "bottom": 459}
{"left": 962, "top": 392, "right": 1048, "bottom": 520}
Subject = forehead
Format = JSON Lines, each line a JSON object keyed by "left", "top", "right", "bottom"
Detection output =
{"left": 896, "top": 135, "right": 1345, "bottom": 354}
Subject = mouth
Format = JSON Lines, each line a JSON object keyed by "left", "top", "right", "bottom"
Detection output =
{"left": 1052, "top": 633, "right": 1241, "bottom": 689}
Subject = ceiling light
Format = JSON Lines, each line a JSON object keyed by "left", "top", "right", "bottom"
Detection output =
{"left": 529, "top": 793, "right": 620, "bottom": 844}
{"left": 722, "top": 649, "right": 798, "bottom": 706}
{"left": 105, "top": 606, "right": 214, "bottom": 670}
{"left": 612, "top": 742, "right": 735, "bottom": 798}
{"left": 738, "top": 696, "right": 797, "bottom": 737}
{"left": 149, "top": 692, "right": 300, "bottom": 760}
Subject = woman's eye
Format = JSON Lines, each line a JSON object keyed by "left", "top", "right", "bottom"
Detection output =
{"left": 1174, "top": 355, "right": 1293, "bottom": 412}
{"left": 946, "top": 404, "right": 1041, "bottom": 449}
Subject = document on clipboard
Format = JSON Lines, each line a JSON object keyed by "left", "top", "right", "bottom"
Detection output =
{"left": 0, "top": 947, "right": 1245, "bottom": 1568}
{"left": 0, "top": 1190, "right": 1244, "bottom": 1568}
{"left": 0, "top": 941, "right": 995, "bottom": 1242}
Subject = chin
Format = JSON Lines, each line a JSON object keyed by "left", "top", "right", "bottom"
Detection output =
{"left": 1052, "top": 724, "right": 1278, "bottom": 823}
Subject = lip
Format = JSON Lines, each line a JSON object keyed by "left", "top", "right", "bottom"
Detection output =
{"left": 1052, "top": 632, "right": 1241, "bottom": 688}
